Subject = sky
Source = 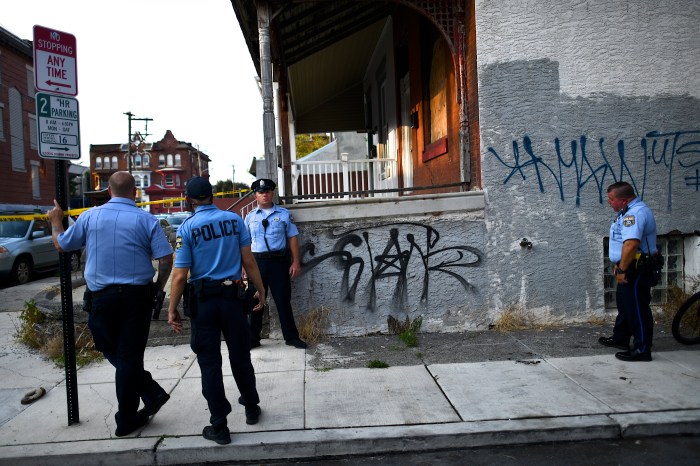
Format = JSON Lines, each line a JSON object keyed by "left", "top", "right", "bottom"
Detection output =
{"left": 2, "top": 0, "right": 264, "bottom": 186}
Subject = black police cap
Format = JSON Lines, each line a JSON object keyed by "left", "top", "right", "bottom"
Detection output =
{"left": 252, "top": 178, "right": 276, "bottom": 192}
{"left": 186, "top": 176, "right": 213, "bottom": 199}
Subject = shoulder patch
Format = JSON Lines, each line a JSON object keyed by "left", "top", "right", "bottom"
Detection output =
{"left": 622, "top": 215, "right": 635, "bottom": 227}
{"left": 175, "top": 236, "right": 183, "bottom": 249}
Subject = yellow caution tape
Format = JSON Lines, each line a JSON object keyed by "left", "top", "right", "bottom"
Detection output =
{"left": 0, "top": 189, "right": 250, "bottom": 222}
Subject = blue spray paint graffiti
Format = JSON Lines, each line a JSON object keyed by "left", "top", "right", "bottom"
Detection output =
{"left": 487, "top": 130, "right": 700, "bottom": 210}
{"left": 301, "top": 223, "right": 482, "bottom": 311}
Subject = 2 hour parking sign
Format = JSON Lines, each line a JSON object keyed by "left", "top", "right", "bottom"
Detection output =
{"left": 35, "top": 92, "right": 81, "bottom": 160}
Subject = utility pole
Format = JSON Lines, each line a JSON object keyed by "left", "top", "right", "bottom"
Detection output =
{"left": 123, "top": 111, "right": 153, "bottom": 173}
{"left": 232, "top": 165, "right": 235, "bottom": 195}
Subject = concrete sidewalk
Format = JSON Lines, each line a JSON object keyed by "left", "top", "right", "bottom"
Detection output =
{"left": 0, "top": 323, "right": 699, "bottom": 465}
{"left": 0, "top": 277, "right": 699, "bottom": 465}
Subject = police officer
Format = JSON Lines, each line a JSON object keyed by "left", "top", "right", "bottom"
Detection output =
{"left": 47, "top": 171, "right": 173, "bottom": 437}
{"left": 599, "top": 181, "right": 657, "bottom": 361}
{"left": 244, "top": 178, "right": 307, "bottom": 349}
{"left": 167, "top": 177, "right": 266, "bottom": 445}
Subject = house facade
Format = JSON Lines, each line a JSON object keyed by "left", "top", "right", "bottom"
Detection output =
{"left": 88, "top": 130, "right": 210, "bottom": 213}
{"left": 0, "top": 26, "right": 59, "bottom": 214}
{"left": 232, "top": 0, "right": 699, "bottom": 335}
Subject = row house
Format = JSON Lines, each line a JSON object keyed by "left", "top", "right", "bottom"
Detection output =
{"left": 0, "top": 25, "right": 58, "bottom": 213}
{"left": 88, "top": 130, "right": 210, "bottom": 214}
{"left": 231, "top": 0, "right": 699, "bottom": 336}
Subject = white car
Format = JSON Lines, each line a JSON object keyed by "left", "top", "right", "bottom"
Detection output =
{"left": 0, "top": 218, "right": 81, "bottom": 285}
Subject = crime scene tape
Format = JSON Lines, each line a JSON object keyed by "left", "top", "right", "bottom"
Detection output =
{"left": 0, "top": 189, "right": 251, "bottom": 222}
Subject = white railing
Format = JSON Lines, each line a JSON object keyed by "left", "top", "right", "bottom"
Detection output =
{"left": 291, "top": 155, "right": 398, "bottom": 202}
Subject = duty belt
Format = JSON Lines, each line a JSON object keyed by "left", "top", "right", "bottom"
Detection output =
{"left": 253, "top": 250, "right": 287, "bottom": 259}
{"left": 90, "top": 284, "right": 150, "bottom": 298}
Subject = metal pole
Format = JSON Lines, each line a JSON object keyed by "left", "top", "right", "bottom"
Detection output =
{"left": 55, "top": 160, "right": 79, "bottom": 425}
{"left": 124, "top": 111, "right": 133, "bottom": 173}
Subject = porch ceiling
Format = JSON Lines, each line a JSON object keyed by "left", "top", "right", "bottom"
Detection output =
{"left": 230, "top": 0, "right": 392, "bottom": 133}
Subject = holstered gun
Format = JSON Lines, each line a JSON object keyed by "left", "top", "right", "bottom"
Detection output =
{"left": 151, "top": 285, "right": 166, "bottom": 320}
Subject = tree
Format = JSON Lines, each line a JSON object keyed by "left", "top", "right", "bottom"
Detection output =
{"left": 296, "top": 133, "right": 331, "bottom": 159}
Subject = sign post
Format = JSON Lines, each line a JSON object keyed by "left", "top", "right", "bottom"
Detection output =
{"left": 34, "top": 24, "right": 80, "bottom": 426}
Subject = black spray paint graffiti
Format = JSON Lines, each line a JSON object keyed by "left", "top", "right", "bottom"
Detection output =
{"left": 487, "top": 130, "right": 700, "bottom": 210}
{"left": 301, "top": 223, "right": 482, "bottom": 311}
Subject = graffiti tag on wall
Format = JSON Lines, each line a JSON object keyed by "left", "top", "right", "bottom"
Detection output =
{"left": 487, "top": 130, "right": 700, "bottom": 210}
{"left": 301, "top": 222, "right": 482, "bottom": 311}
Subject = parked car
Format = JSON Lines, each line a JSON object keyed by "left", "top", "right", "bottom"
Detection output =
{"left": 159, "top": 218, "right": 176, "bottom": 247}
{"left": 165, "top": 214, "right": 190, "bottom": 234}
{"left": 0, "top": 218, "right": 82, "bottom": 285}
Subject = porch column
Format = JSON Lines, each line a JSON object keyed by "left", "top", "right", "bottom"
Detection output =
{"left": 257, "top": 0, "right": 278, "bottom": 183}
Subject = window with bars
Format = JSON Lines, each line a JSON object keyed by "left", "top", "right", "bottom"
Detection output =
{"left": 603, "top": 235, "right": 684, "bottom": 309}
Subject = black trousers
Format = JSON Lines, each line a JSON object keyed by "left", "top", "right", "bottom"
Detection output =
{"left": 191, "top": 289, "right": 259, "bottom": 427}
{"left": 250, "top": 256, "right": 301, "bottom": 342}
{"left": 88, "top": 285, "right": 167, "bottom": 429}
{"left": 613, "top": 269, "right": 654, "bottom": 353}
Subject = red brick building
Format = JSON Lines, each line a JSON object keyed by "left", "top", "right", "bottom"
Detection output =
{"left": 0, "top": 25, "right": 59, "bottom": 213}
{"left": 88, "top": 130, "right": 210, "bottom": 213}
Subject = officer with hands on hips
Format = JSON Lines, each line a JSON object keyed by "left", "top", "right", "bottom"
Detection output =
{"left": 599, "top": 181, "right": 658, "bottom": 362}
{"left": 167, "top": 176, "right": 266, "bottom": 445}
{"left": 47, "top": 171, "right": 173, "bottom": 437}
{"left": 244, "top": 178, "right": 307, "bottom": 349}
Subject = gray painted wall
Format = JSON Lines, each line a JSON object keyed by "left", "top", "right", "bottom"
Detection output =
{"left": 284, "top": 0, "right": 699, "bottom": 336}
{"left": 476, "top": 0, "right": 700, "bottom": 317}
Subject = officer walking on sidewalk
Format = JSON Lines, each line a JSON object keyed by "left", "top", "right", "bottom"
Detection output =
{"left": 167, "top": 176, "right": 267, "bottom": 445}
{"left": 244, "top": 178, "right": 307, "bottom": 349}
{"left": 47, "top": 171, "right": 173, "bottom": 437}
{"left": 599, "top": 181, "right": 658, "bottom": 362}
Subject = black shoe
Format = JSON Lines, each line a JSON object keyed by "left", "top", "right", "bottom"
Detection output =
{"left": 203, "top": 425, "right": 231, "bottom": 445}
{"left": 245, "top": 405, "right": 261, "bottom": 425}
{"left": 251, "top": 340, "right": 261, "bottom": 349}
{"left": 115, "top": 410, "right": 149, "bottom": 437}
{"left": 615, "top": 348, "right": 652, "bottom": 362}
{"left": 143, "top": 392, "right": 170, "bottom": 416}
{"left": 598, "top": 336, "right": 628, "bottom": 350}
{"left": 285, "top": 338, "right": 307, "bottom": 349}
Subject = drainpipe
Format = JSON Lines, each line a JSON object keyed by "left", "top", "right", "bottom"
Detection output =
{"left": 257, "top": 1, "right": 278, "bottom": 184}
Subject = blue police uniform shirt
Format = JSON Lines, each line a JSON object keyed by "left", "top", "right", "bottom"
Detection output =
{"left": 244, "top": 204, "right": 299, "bottom": 253}
{"left": 174, "top": 204, "right": 250, "bottom": 282}
{"left": 57, "top": 197, "right": 173, "bottom": 292}
{"left": 608, "top": 197, "right": 657, "bottom": 263}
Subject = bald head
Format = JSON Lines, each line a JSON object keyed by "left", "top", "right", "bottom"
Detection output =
{"left": 108, "top": 171, "right": 136, "bottom": 199}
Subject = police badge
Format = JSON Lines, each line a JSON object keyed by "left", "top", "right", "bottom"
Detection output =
{"left": 623, "top": 215, "right": 635, "bottom": 227}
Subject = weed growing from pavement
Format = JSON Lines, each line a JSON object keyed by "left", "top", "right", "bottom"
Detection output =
{"left": 14, "top": 299, "right": 102, "bottom": 367}
{"left": 315, "top": 367, "right": 332, "bottom": 372}
{"left": 298, "top": 306, "right": 331, "bottom": 344}
{"left": 368, "top": 360, "right": 389, "bottom": 368}
{"left": 388, "top": 315, "right": 423, "bottom": 347}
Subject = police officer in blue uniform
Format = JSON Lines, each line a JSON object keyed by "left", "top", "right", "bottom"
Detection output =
{"left": 244, "top": 178, "right": 307, "bottom": 349}
{"left": 47, "top": 171, "right": 173, "bottom": 437}
{"left": 599, "top": 181, "right": 658, "bottom": 361}
{"left": 167, "top": 177, "right": 266, "bottom": 445}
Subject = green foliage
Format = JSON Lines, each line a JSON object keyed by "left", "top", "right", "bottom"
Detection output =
{"left": 14, "top": 299, "right": 45, "bottom": 348}
{"left": 296, "top": 133, "right": 331, "bottom": 159}
{"left": 388, "top": 315, "right": 423, "bottom": 348}
{"left": 367, "top": 360, "right": 390, "bottom": 368}
{"left": 214, "top": 179, "right": 250, "bottom": 196}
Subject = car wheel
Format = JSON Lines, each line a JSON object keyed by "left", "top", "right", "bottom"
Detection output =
{"left": 70, "top": 252, "right": 81, "bottom": 272}
{"left": 12, "top": 257, "right": 32, "bottom": 285}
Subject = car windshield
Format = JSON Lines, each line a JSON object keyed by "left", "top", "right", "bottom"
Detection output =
{"left": 0, "top": 221, "right": 30, "bottom": 238}
{"left": 167, "top": 216, "right": 187, "bottom": 226}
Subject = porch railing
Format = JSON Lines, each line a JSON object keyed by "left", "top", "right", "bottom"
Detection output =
{"left": 291, "top": 155, "right": 398, "bottom": 203}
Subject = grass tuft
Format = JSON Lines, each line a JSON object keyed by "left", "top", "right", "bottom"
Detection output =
{"left": 367, "top": 360, "right": 389, "bottom": 368}
{"left": 298, "top": 306, "right": 331, "bottom": 345}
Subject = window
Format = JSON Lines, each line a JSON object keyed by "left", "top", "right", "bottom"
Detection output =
{"left": 112, "top": 155, "right": 118, "bottom": 169}
{"left": 135, "top": 154, "right": 141, "bottom": 167}
{"left": 29, "top": 114, "right": 37, "bottom": 149}
{"left": 95, "top": 157, "right": 102, "bottom": 169}
{"left": 103, "top": 156, "right": 110, "bottom": 170}
{"left": 165, "top": 174, "right": 174, "bottom": 186}
{"left": 0, "top": 102, "right": 5, "bottom": 141}
{"left": 26, "top": 65, "right": 35, "bottom": 98}
{"left": 143, "top": 153, "right": 150, "bottom": 167}
{"left": 31, "top": 161, "right": 40, "bottom": 199}
{"left": 175, "top": 153, "right": 181, "bottom": 166}
{"left": 159, "top": 155, "right": 165, "bottom": 167}
{"left": 143, "top": 174, "right": 150, "bottom": 187}
{"left": 9, "top": 88, "right": 25, "bottom": 171}
{"left": 604, "top": 235, "right": 684, "bottom": 309}
{"left": 167, "top": 154, "right": 173, "bottom": 167}
{"left": 135, "top": 176, "right": 142, "bottom": 188}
